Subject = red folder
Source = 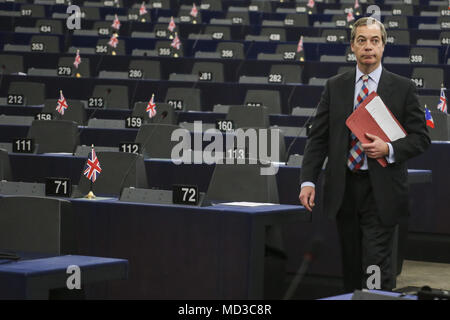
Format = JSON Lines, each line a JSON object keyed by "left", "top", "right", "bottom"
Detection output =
{"left": 345, "top": 92, "right": 407, "bottom": 167}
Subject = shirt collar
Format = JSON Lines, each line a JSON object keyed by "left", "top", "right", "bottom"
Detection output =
{"left": 355, "top": 63, "right": 383, "bottom": 84}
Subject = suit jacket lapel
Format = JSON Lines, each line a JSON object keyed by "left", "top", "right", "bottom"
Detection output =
{"left": 341, "top": 68, "right": 356, "bottom": 119}
{"left": 376, "top": 68, "right": 393, "bottom": 105}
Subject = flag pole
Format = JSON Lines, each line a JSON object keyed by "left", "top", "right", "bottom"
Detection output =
{"left": 58, "top": 90, "right": 63, "bottom": 121}
{"left": 85, "top": 144, "right": 96, "bottom": 199}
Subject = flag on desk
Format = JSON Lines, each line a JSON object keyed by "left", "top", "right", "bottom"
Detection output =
{"left": 146, "top": 94, "right": 157, "bottom": 118}
{"left": 171, "top": 32, "right": 181, "bottom": 50}
{"left": 56, "top": 90, "right": 69, "bottom": 115}
{"left": 84, "top": 147, "right": 102, "bottom": 183}
{"left": 168, "top": 16, "right": 176, "bottom": 32}
{"left": 73, "top": 49, "right": 81, "bottom": 69}
{"left": 347, "top": 9, "right": 355, "bottom": 23}
{"left": 139, "top": 2, "right": 148, "bottom": 15}
{"left": 297, "top": 36, "right": 304, "bottom": 53}
{"left": 108, "top": 34, "right": 119, "bottom": 48}
{"left": 307, "top": 0, "right": 315, "bottom": 8}
{"left": 190, "top": 3, "right": 198, "bottom": 18}
{"left": 425, "top": 106, "right": 434, "bottom": 129}
{"left": 437, "top": 87, "right": 447, "bottom": 114}
{"left": 354, "top": 0, "right": 360, "bottom": 9}
{"left": 111, "top": 14, "right": 121, "bottom": 30}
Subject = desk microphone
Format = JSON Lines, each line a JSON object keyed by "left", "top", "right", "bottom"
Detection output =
{"left": 282, "top": 235, "right": 323, "bottom": 300}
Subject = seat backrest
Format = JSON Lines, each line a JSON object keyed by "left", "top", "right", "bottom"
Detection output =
{"left": 21, "top": 4, "right": 45, "bottom": 18}
{"left": 276, "top": 44, "right": 303, "bottom": 61}
{"left": 226, "top": 11, "right": 250, "bottom": 25}
{"left": 205, "top": 163, "right": 279, "bottom": 203}
{"left": 384, "top": 16, "right": 408, "bottom": 29}
{"left": 0, "top": 196, "right": 75, "bottom": 255}
{"left": 411, "top": 68, "right": 444, "bottom": 89}
{"left": 321, "top": 29, "right": 348, "bottom": 43}
{"left": 269, "top": 64, "right": 303, "bottom": 83}
{"left": 0, "top": 54, "right": 24, "bottom": 74}
{"left": 135, "top": 123, "right": 182, "bottom": 159}
{"left": 439, "top": 31, "right": 450, "bottom": 46}
{"left": 386, "top": 30, "right": 410, "bottom": 45}
{"left": 226, "top": 105, "right": 270, "bottom": 129}
{"left": 429, "top": 111, "right": 449, "bottom": 141}
{"left": 35, "top": 19, "right": 63, "bottom": 35}
{"left": 30, "top": 35, "right": 60, "bottom": 53}
{"left": 165, "top": 87, "right": 201, "bottom": 111}
{"left": 201, "top": 0, "right": 223, "bottom": 11}
{"left": 204, "top": 25, "right": 231, "bottom": 40}
{"left": 216, "top": 42, "right": 244, "bottom": 59}
{"left": 260, "top": 27, "right": 287, "bottom": 42}
{"left": 417, "top": 95, "right": 439, "bottom": 110}
{"left": 80, "top": 6, "right": 100, "bottom": 20}
{"left": 284, "top": 14, "right": 309, "bottom": 27}
{"left": 191, "top": 62, "right": 225, "bottom": 82}
{"left": 0, "top": 148, "right": 13, "bottom": 181}
{"left": 58, "top": 56, "right": 91, "bottom": 78}
{"left": 74, "top": 151, "right": 148, "bottom": 197}
{"left": 132, "top": 102, "right": 177, "bottom": 124}
{"left": 42, "top": 99, "right": 87, "bottom": 125}
{"left": 409, "top": 47, "right": 439, "bottom": 65}
{"left": 244, "top": 89, "right": 282, "bottom": 115}
{"left": 27, "top": 120, "right": 79, "bottom": 153}
{"left": 129, "top": 60, "right": 161, "bottom": 79}
{"left": 8, "top": 81, "right": 46, "bottom": 105}
{"left": 92, "top": 85, "right": 129, "bottom": 109}
{"left": 155, "top": 40, "right": 184, "bottom": 58}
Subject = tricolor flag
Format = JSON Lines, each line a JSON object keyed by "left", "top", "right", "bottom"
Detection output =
{"left": 171, "top": 32, "right": 181, "bottom": 50}
{"left": 168, "top": 16, "right": 176, "bottom": 32}
{"left": 56, "top": 90, "right": 69, "bottom": 115}
{"left": 146, "top": 94, "right": 157, "bottom": 118}
{"left": 139, "top": 2, "right": 148, "bottom": 15}
{"left": 307, "top": 0, "right": 315, "bottom": 8}
{"left": 354, "top": 0, "right": 360, "bottom": 9}
{"left": 437, "top": 87, "right": 447, "bottom": 113}
{"left": 73, "top": 49, "right": 81, "bottom": 69}
{"left": 297, "top": 35, "right": 304, "bottom": 53}
{"left": 425, "top": 106, "right": 434, "bottom": 128}
{"left": 108, "top": 34, "right": 119, "bottom": 48}
{"left": 190, "top": 3, "right": 198, "bottom": 18}
{"left": 347, "top": 9, "right": 355, "bottom": 22}
{"left": 111, "top": 14, "right": 121, "bottom": 30}
{"left": 84, "top": 148, "right": 102, "bottom": 183}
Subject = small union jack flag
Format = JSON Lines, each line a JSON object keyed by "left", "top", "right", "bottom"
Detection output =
{"left": 425, "top": 106, "right": 435, "bottom": 128}
{"left": 171, "top": 33, "right": 181, "bottom": 50}
{"left": 139, "top": 2, "right": 147, "bottom": 15}
{"left": 347, "top": 9, "right": 355, "bottom": 22}
{"left": 73, "top": 49, "right": 81, "bottom": 69}
{"left": 437, "top": 87, "right": 447, "bottom": 114}
{"left": 56, "top": 90, "right": 69, "bottom": 115}
{"left": 307, "top": 0, "right": 315, "bottom": 8}
{"left": 190, "top": 3, "right": 198, "bottom": 18}
{"left": 168, "top": 16, "right": 176, "bottom": 32}
{"left": 297, "top": 36, "right": 304, "bottom": 53}
{"left": 146, "top": 94, "right": 157, "bottom": 118}
{"left": 354, "top": 0, "right": 360, "bottom": 9}
{"left": 84, "top": 147, "right": 102, "bottom": 183}
{"left": 108, "top": 34, "right": 119, "bottom": 48}
{"left": 111, "top": 14, "right": 121, "bottom": 30}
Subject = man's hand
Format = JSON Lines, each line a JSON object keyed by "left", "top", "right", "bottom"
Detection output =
{"left": 299, "top": 186, "right": 315, "bottom": 212}
{"left": 361, "top": 133, "right": 389, "bottom": 159}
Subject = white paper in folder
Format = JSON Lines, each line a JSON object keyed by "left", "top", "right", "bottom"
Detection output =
{"left": 365, "top": 96, "right": 406, "bottom": 142}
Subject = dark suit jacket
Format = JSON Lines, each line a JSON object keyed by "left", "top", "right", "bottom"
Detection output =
{"left": 300, "top": 67, "right": 430, "bottom": 226}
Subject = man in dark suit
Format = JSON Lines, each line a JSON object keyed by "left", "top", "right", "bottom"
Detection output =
{"left": 299, "top": 17, "right": 430, "bottom": 291}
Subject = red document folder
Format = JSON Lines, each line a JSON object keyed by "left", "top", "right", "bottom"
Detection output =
{"left": 345, "top": 92, "right": 407, "bottom": 167}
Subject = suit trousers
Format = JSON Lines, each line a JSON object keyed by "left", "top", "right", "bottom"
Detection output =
{"left": 336, "top": 169, "right": 396, "bottom": 292}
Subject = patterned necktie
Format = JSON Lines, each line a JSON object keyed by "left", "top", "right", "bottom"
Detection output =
{"left": 347, "top": 74, "right": 370, "bottom": 171}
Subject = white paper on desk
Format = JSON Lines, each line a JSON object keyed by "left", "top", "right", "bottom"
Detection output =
{"left": 365, "top": 96, "right": 406, "bottom": 141}
{"left": 220, "top": 201, "right": 277, "bottom": 207}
